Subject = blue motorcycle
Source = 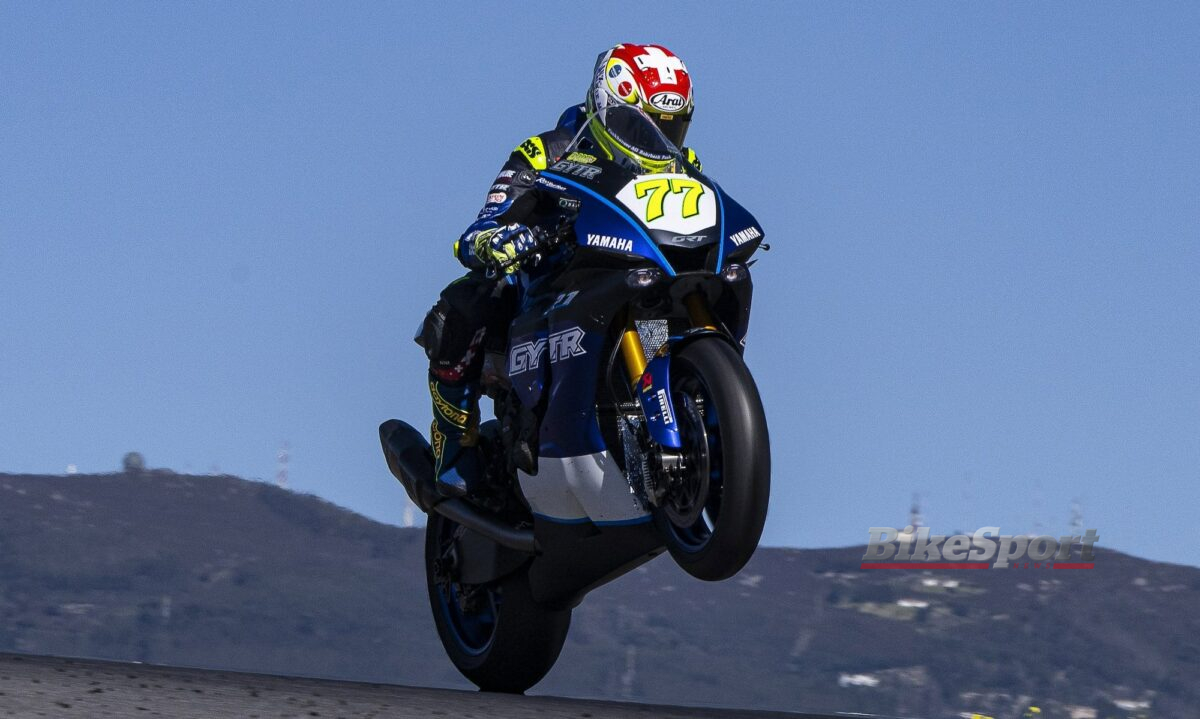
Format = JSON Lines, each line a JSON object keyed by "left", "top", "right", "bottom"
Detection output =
{"left": 381, "top": 105, "right": 770, "bottom": 692}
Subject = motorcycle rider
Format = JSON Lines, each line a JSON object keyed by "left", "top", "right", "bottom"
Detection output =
{"left": 418, "top": 43, "right": 702, "bottom": 497}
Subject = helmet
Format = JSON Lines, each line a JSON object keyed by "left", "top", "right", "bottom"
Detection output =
{"left": 586, "top": 43, "right": 694, "bottom": 172}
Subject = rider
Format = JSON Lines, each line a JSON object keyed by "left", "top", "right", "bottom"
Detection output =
{"left": 418, "top": 43, "right": 702, "bottom": 497}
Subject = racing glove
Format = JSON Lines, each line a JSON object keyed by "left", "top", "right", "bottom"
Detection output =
{"left": 472, "top": 223, "right": 537, "bottom": 274}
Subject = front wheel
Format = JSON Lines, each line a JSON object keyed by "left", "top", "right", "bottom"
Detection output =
{"left": 653, "top": 338, "right": 771, "bottom": 581}
{"left": 425, "top": 512, "right": 571, "bottom": 693}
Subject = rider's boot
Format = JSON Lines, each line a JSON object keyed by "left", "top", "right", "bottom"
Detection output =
{"left": 428, "top": 374, "right": 481, "bottom": 498}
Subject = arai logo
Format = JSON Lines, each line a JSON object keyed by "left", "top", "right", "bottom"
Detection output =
{"left": 649, "top": 91, "right": 686, "bottom": 112}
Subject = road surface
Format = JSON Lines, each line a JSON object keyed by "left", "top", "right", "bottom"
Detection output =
{"left": 0, "top": 653, "right": 857, "bottom": 719}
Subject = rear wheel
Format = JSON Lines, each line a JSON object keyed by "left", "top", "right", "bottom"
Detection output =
{"left": 653, "top": 337, "right": 770, "bottom": 581}
{"left": 425, "top": 512, "right": 571, "bottom": 693}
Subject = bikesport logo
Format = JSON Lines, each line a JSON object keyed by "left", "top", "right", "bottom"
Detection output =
{"left": 861, "top": 527, "right": 1099, "bottom": 569}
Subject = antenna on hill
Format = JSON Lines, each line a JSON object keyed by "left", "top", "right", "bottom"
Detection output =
{"left": 1031, "top": 487, "right": 1045, "bottom": 536}
{"left": 1070, "top": 497, "right": 1083, "bottom": 535}
{"left": 276, "top": 442, "right": 290, "bottom": 489}
{"left": 899, "top": 493, "right": 923, "bottom": 547}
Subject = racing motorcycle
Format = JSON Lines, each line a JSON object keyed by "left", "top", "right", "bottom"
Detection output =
{"left": 380, "top": 105, "right": 770, "bottom": 693}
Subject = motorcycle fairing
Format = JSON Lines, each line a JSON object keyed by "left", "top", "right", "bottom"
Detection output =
{"left": 507, "top": 326, "right": 548, "bottom": 410}
{"left": 506, "top": 266, "right": 654, "bottom": 525}
{"left": 518, "top": 452, "right": 648, "bottom": 525}
{"left": 611, "top": 173, "right": 718, "bottom": 237}
{"left": 540, "top": 170, "right": 678, "bottom": 276}
{"left": 543, "top": 162, "right": 762, "bottom": 279}
{"left": 508, "top": 268, "right": 629, "bottom": 458}
{"left": 527, "top": 518, "right": 663, "bottom": 608}
{"left": 716, "top": 183, "right": 765, "bottom": 265}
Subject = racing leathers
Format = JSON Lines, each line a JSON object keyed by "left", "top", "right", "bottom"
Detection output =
{"left": 417, "top": 105, "right": 701, "bottom": 497}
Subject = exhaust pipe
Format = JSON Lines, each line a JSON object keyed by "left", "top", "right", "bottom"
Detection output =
{"left": 379, "top": 420, "right": 538, "bottom": 554}
{"left": 434, "top": 498, "right": 539, "bottom": 554}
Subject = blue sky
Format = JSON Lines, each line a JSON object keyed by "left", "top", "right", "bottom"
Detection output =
{"left": 2, "top": 3, "right": 1197, "bottom": 566}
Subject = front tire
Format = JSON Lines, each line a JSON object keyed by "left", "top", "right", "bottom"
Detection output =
{"left": 653, "top": 337, "right": 770, "bottom": 581}
{"left": 425, "top": 512, "right": 571, "bottom": 693}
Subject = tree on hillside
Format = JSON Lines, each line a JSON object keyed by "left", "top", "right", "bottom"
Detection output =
{"left": 122, "top": 452, "right": 145, "bottom": 475}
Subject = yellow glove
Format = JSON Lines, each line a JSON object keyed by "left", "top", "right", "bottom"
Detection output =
{"left": 472, "top": 224, "right": 533, "bottom": 274}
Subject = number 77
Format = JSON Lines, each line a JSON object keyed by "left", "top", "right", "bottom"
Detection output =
{"left": 635, "top": 178, "right": 706, "bottom": 222}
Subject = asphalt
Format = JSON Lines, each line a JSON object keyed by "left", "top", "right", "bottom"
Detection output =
{"left": 0, "top": 653, "right": 850, "bottom": 719}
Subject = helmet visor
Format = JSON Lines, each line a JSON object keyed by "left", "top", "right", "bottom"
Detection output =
{"left": 653, "top": 111, "right": 691, "bottom": 148}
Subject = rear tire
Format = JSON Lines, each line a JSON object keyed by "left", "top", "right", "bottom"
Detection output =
{"left": 653, "top": 337, "right": 770, "bottom": 581}
{"left": 425, "top": 512, "right": 571, "bottom": 693}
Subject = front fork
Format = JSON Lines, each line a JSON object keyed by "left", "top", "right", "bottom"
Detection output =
{"left": 619, "top": 290, "right": 716, "bottom": 386}
{"left": 620, "top": 291, "right": 719, "bottom": 451}
{"left": 619, "top": 323, "right": 648, "bottom": 388}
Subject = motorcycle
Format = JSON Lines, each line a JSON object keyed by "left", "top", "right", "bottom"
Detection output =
{"left": 380, "top": 105, "right": 770, "bottom": 693}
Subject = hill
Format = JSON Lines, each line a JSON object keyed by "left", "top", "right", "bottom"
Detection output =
{"left": 1, "top": 471, "right": 1196, "bottom": 718}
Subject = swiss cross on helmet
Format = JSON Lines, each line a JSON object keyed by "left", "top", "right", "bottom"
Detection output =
{"left": 587, "top": 43, "right": 694, "bottom": 153}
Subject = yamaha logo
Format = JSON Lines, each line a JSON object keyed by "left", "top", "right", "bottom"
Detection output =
{"left": 586, "top": 234, "right": 634, "bottom": 253}
{"left": 729, "top": 226, "right": 762, "bottom": 246}
{"left": 649, "top": 91, "right": 686, "bottom": 112}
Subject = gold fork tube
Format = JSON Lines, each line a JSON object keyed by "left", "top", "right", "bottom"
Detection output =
{"left": 684, "top": 292, "right": 717, "bottom": 331}
{"left": 620, "top": 321, "right": 648, "bottom": 386}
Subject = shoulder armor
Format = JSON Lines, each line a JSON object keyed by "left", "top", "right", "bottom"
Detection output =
{"left": 685, "top": 147, "right": 702, "bottom": 172}
{"left": 515, "top": 136, "right": 548, "bottom": 171}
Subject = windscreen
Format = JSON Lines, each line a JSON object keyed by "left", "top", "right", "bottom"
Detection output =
{"left": 566, "top": 105, "right": 685, "bottom": 174}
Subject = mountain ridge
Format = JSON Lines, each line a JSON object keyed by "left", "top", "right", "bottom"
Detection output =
{"left": 1, "top": 470, "right": 1196, "bottom": 718}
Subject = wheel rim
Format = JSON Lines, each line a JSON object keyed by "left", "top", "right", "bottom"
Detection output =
{"left": 433, "top": 519, "right": 499, "bottom": 656}
{"left": 662, "top": 371, "right": 723, "bottom": 553}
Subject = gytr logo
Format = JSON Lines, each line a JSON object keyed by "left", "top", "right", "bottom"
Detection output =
{"left": 861, "top": 526, "right": 1100, "bottom": 569}
{"left": 508, "top": 327, "right": 588, "bottom": 374}
{"left": 549, "top": 159, "right": 601, "bottom": 180}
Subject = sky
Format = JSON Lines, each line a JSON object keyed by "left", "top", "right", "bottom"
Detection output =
{"left": 2, "top": 2, "right": 1197, "bottom": 566}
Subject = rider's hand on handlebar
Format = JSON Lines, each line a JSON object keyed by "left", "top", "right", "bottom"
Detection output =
{"left": 472, "top": 224, "right": 537, "bottom": 274}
